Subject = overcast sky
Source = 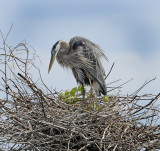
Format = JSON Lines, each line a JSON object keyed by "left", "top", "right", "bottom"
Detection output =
{"left": 0, "top": 0, "right": 160, "bottom": 95}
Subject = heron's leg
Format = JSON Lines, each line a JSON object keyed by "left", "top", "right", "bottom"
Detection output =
{"left": 89, "top": 78, "right": 93, "bottom": 104}
{"left": 81, "top": 84, "right": 85, "bottom": 105}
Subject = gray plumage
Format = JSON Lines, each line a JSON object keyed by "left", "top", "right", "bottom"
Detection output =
{"left": 48, "top": 36, "right": 108, "bottom": 96}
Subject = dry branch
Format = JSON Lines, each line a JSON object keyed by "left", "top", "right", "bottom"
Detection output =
{"left": 0, "top": 31, "right": 160, "bottom": 151}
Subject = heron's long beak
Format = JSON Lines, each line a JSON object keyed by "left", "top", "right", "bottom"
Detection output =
{"left": 48, "top": 54, "right": 56, "bottom": 73}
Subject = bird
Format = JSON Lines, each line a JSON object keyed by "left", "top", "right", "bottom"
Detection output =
{"left": 48, "top": 36, "right": 108, "bottom": 98}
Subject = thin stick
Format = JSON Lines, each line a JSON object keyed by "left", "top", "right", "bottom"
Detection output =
{"left": 105, "top": 62, "right": 115, "bottom": 80}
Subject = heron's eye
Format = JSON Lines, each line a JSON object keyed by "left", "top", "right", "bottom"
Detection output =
{"left": 52, "top": 40, "right": 59, "bottom": 50}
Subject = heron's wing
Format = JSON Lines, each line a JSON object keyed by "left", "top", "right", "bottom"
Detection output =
{"left": 69, "top": 36, "right": 108, "bottom": 62}
{"left": 69, "top": 37, "right": 107, "bottom": 89}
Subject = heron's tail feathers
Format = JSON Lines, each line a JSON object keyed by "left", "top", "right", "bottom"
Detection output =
{"left": 92, "top": 81, "right": 107, "bottom": 96}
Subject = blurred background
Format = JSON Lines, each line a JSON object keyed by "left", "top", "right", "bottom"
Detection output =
{"left": 0, "top": 0, "right": 160, "bottom": 95}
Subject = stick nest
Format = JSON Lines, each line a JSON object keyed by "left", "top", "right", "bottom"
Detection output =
{"left": 0, "top": 31, "right": 160, "bottom": 151}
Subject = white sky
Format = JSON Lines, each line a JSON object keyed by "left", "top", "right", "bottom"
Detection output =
{"left": 0, "top": 0, "right": 160, "bottom": 95}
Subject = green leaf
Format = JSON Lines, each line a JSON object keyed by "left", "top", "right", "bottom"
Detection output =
{"left": 59, "top": 91, "right": 66, "bottom": 98}
{"left": 60, "top": 85, "right": 88, "bottom": 104}
{"left": 95, "top": 104, "right": 102, "bottom": 110}
{"left": 71, "top": 97, "right": 78, "bottom": 104}
{"left": 91, "top": 103, "right": 102, "bottom": 110}
{"left": 70, "top": 87, "right": 77, "bottom": 96}
{"left": 78, "top": 85, "right": 82, "bottom": 92}
{"left": 65, "top": 91, "right": 70, "bottom": 97}
{"left": 78, "top": 85, "right": 86, "bottom": 94}
{"left": 104, "top": 95, "right": 109, "bottom": 102}
{"left": 62, "top": 98, "right": 68, "bottom": 103}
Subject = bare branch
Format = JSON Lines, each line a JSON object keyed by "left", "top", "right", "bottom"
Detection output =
{"left": 0, "top": 29, "right": 160, "bottom": 151}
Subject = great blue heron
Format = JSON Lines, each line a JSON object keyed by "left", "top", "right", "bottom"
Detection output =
{"left": 48, "top": 36, "right": 108, "bottom": 98}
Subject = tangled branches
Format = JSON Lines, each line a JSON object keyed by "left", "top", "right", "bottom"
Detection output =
{"left": 0, "top": 30, "right": 160, "bottom": 151}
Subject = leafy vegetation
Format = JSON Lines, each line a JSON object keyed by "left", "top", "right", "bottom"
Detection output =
{"left": 59, "top": 85, "right": 86, "bottom": 104}
{"left": 59, "top": 85, "right": 109, "bottom": 110}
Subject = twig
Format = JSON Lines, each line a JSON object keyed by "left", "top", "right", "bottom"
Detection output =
{"left": 0, "top": 30, "right": 160, "bottom": 151}
{"left": 105, "top": 62, "right": 115, "bottom": 80}
{"left": 108, "top": 78, "right": 133, "bottom": 92}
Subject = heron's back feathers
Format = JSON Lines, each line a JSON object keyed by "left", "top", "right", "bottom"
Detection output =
{"left": 69, "top": 36, "right": 107, "bottom": 96}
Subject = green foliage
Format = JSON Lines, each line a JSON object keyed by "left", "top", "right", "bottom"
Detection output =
{"left": 91, "top": 103, "right": 102, "bottom": 110}
{"left": 59, "top": 86, "right": 109, "bottom": 109}
{"left": 59, "top": 85, "right": 86, "bottom": 104}
{"left": 104, "top": 95, "right": 109, "bottom": 102}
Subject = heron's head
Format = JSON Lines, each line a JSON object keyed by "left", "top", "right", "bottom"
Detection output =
{"left": 48, "top": 40, "right": 69, "bottom": 73}
{"left": 48, "top": 40, "right": 60, "bottom": 73}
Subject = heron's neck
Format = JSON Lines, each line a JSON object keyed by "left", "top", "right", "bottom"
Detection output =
{"left": 58, "top": 42, "right": 70, "bottom": 56}
{"left": 57, "top": 42, "right": 70, "bottom": 66}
